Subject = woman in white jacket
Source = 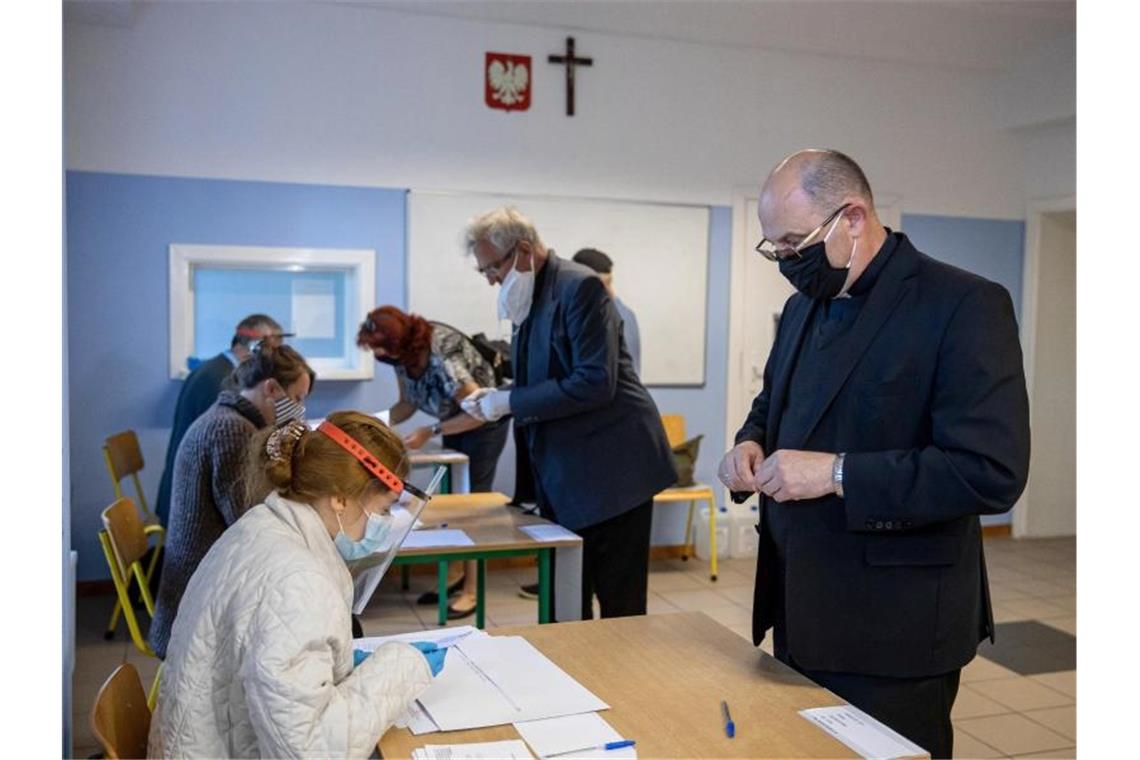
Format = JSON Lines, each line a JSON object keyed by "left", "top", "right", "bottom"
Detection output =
{"left": 150, "top": 411, "right": 443, "bottom": 758}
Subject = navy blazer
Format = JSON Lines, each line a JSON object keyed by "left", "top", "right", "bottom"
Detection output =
{"left": 511, "top": 253, "right": 677, "bottom": 531}
{"left": 733, "top": 233, "right": 1030, "bottom": 678}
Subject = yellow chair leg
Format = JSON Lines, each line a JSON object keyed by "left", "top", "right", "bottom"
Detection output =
{"left": 105, "top": 599, "right": 123, "bottom": 640}
{"left": 708, "top": 495, "right": 718, "bottom": 582}
{"left": 682, "top": 501, "right": 696, "bottom": 561}
{"left": 147, "top": 661, "right": 163, "bottom": 711}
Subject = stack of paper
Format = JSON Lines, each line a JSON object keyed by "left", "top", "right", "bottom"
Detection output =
{"left": 799, "top": 705, "right": 928, "bottom": 759}
{"left": 514, "top": 713, "right": 637, "bottom": 759}
{"left": 411, "top": 740, "right": 534, "bottom": 759}
{"left": 519, "top": 524, "right": 580, "bottom": 543}
{"left": 414, "top": 635, "right": 609, "bottom": 734}
{"left": 403, "top": 529, "right": 476, "bottom": 548}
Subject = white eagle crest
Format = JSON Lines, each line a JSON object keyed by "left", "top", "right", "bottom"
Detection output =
{"left": 488, "top": 59, "right": 529, "bottom": 106}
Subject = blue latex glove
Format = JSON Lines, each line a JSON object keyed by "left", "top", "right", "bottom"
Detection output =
{"left": 410, "top": 641, "right": 447, "bottom": 677}
{"left": 353, "top": 649, "right": 371, "bottom": 667}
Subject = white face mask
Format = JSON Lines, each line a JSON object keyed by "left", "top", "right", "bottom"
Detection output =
{"left": 497, "top": 251, "right": 536, "bottom": 325}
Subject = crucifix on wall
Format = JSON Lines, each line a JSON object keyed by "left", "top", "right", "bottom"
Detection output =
{"left": 547, "top": 36, "right": 593, "bottom": 116}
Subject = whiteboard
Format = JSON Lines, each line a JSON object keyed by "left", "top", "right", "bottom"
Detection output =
{"left": 407, "top": 191, "right": 710, "bottom": 386}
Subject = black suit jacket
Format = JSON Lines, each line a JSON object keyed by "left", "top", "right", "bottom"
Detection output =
{"left": 511, "top": 253, "right": 677, "bottom": 531}
{"left": 733, "top": 233, "right": 1030, "bottom": 678}
{"left": 156, "top": 353, "right": 235, "bottom": 524}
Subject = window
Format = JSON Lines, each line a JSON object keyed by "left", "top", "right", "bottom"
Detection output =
{"left": 169, "top": 244, "right": 375, "bottom": 380}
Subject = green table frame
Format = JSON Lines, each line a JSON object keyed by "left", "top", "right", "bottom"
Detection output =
{"left": 392, "top": 546, "right": 553, "bottom": 629}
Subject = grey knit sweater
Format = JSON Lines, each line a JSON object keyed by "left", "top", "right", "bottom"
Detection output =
{"left": 149, "top": 391, "right": 267, "bottom": 659}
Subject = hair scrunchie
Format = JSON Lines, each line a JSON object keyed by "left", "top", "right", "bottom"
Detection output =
{"left": 265, "top": 419, "right": 307, "bottom": 463}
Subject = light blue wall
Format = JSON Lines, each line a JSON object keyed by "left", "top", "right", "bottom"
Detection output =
{"left": 65, "top": 171, "right": 733, "bottom": 580}
{"left": 901, "top": 213, "right": 1026, "bottom": 526}
{"left": 66, "top": 172, "right": 406, "bottom": 580}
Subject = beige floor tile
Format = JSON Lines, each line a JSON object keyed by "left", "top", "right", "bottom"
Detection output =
{"left": 1041, "top": 616, "right": 1076, "bottom": 636}
{"left": 987, "top": 583, "right": 1033, "bottom": 602}
{"left": 1000, "top": 597, "right": 1072, "bottom": 621}
{"left": 1029, "top": 671, "right": 1076, "bottom": 698}
{"left": 1037, "top": 595, "right": 1077, "bottom": 615}
{"left": 991, "top": 602, "right": 1032, "bottom": 623}
{"left": 1011, "top": 746, "right": 1076, "bottom": 758}
{"left": 647, "top": 570, "right": 707, "bottom": 592}
{"left": 952, "top": 725, "right": 1005, "bottom": 758}
{"left": 952, "top": 685, "right": 1015, "bottom": 720}
{"left": 969, "top": 677, "right": 1073, "bottom": 712}
{"left": 1023, "top": 705, "right": 1076, "bottom": 741}
{"left": 658, "top": 588, "right": 738, "bottom": 612}
{"left": 1007, "top": 579, "right": 1073, "bottom": 598}
{"left": 713, "top": 584, "right": 754, "bottom": 607}
{"left": 962, "top": 656, "right": 1020, "bottom": 683}
{"left": 757, "top": 636, "right": 774, "bottom": 655}
{"left": 645, "top": 593, "right": 679, "bottom": 615}
{"left": 957, "top": 713, "right": 1072, "bottom": 756}
{"left": 727, "top": 624, "right": 752, "bottom": 642}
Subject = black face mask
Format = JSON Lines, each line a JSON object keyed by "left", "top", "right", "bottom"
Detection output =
{"left": 778, "top": 241, "right": 850, "bottom": 300}
{"left": 374, "top": 355, "right": 400, "bottom": 367}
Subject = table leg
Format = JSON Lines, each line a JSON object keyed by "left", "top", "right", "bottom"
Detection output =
{"left": 538, "top": 549, "right": 552, "bottom": 624}
{"left": 476, "top": 559, "right": 486, "bottom": 630}
{"left": 400, "top": 565, "right": 410, "bottom": 591}
{"left": 437, "top": 559, "right": 449, "bottom": 626}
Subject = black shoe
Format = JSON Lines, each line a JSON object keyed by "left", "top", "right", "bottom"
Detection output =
{"left": 447, "top": 601, "right": 477, "bottom": 620}
{"left": 416, "top": 575, "right": 466, "bottom": 605}
{"left": 518, "top": 582, "right": 539, "bottom": 600}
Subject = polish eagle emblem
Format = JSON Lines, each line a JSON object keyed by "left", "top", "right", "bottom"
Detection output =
{"left": 485, "top": 52, "right": 531, "bottom": 111}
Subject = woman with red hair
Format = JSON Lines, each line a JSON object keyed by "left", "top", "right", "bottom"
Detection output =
{"left": 356, "top": 306, "right": 508, "bottom": 619}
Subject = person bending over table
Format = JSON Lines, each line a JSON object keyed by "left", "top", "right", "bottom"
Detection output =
{"left": 357, "top": 305, "right": 509, "bottom": 619}
{"left": 149, "top": 344, "right": 313, "bottom": 659}
{"left": 150, "top": 412, "right": 446, "bottom": 757}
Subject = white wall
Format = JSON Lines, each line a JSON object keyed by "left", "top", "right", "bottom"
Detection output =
{"left": 65, "top": 1, "right": 1028, "bottom": 217}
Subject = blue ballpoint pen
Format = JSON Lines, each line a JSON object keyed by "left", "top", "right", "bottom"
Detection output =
{"left": 545, "top": 740, "right": 636, "bottom": 757}
{"left": 721, "top": 700, "right": 735, "bottom": 738}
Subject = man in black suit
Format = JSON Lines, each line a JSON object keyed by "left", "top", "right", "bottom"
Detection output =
{"left": 717, "top": 149, "right": 1030, "bottom": 759}
{"left": 155, "top": 314, "right": 289, "bottom": 525}
{"left": 463, "top": 206, "right": 677, "bottom": 618}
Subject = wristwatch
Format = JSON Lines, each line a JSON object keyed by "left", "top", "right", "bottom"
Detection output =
{"left": 832, "top": 453, "right": 846, "bottom": 498}
{"left": 431, "top": 422, "right": 444, "bottom": 436}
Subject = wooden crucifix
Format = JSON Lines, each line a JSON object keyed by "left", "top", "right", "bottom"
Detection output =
{"left": 547, "top": 36, "right": 593, "bottom": 116}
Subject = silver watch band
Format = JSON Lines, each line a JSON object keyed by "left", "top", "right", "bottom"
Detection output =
{"left": 832, "top": 452, "right": 846, "bottom": 498}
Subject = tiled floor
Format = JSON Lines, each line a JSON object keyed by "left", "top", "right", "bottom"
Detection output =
{"left": 68, "top": 535, "right": 1075, "bottom": 759}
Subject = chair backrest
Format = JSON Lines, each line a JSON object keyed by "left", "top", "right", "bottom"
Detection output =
{"left": 102, "top": 498, "right": 150, "bottom": 576}
{"left": 661, "top": 414, "right": 686, "bottom": 448}
{"left": 104, "top": 430, "right": 152, "bottom": 517}
{"left": 90, "top": 663, "right": 151, "bottom": 760}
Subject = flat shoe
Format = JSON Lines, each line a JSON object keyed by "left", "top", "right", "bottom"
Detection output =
{"left": 416, "top": 575, "right": 466, "bottom": 605}
{"left": 447, "top": 602, "right": 477, "bottom": 620}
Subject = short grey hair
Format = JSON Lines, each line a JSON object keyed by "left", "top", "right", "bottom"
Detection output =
{"left": 464, "top": 206, "right": 542, "bottom": 255}
{"left": 797, "top": 149, "right": 874, "bottom": 213}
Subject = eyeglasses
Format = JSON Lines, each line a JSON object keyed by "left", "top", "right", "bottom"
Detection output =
{"left": 475, "top": 244, "right": 518, "bottom": 277}
{"left": 754, "top": 203, "right": 851, "bottom": 262}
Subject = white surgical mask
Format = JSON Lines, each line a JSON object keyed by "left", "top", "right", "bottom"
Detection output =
{"left": 497, "top": 252, "right": 536, "bottom": 325}
{"left": 334, "top": 510, "right": 393, "bottom": 561}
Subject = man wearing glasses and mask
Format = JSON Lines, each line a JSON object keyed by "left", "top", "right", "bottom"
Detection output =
{"left": 717, "top": 149, "right": 1030, "bottom": 759}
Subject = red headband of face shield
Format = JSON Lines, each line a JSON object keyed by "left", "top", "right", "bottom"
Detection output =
{"left": 316, "top": 420, "right": 429, "bottom": 500}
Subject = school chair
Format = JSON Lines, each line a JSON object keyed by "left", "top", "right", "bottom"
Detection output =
{"left": 654, "top": 414, "right": 720, "bottom": 581}
{"left": 103, "top": 430, "right": 165, "bottom": 639}
{"left": 99, "top": 497, "right": 164, "bottom": 708}
{"left": 90, "top": 663, "right": 151, "bottom": 760}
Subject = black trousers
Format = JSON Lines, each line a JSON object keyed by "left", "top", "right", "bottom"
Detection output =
{"left": 443, "top": 417, "right": 510, "bottom": 492}
{"left": 779, "top": 648, "right": 960, "bottom": 759}
{"left": 577, "top": 500, "right": 654, "bottom": 619}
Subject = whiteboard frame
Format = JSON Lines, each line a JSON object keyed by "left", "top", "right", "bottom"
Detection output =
{"left": 407, "top": 188, "right": 711, "bottom": 387}
{"left": 168, "top": 244, "right": 376, "bottom": 381}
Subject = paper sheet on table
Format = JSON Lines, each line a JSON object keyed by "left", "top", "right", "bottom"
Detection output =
{"left": 411, "top": 740, "right": 534, "bottom": 759}
{"left": 514, "top": 713, "right": 636, "bottom": 759}
{"left": 414, "top": 635, "right": 609, "bottom": 734}
{"left": 403, "top": 529, "right": 475, "bottom": 548}
{"left": 519, "top": 524, "right": 580, "bottom": 543}
{"left": 354, "top": 625, "right": 486, "bottom": 654}
{"left": 799, "top": 705, "right": 929, "bottom": 759}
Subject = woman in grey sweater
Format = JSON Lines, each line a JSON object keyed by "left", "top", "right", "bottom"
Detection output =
{"left": 149, "top": 344, "right": 314, "bottom": 659}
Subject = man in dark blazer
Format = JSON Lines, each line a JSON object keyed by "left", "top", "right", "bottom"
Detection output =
{"left": 717, "top": 149, "right": 1030, "bottom": 759}
{"left": 155, "top": 314, "right": 288, "bottom": 525}
{"left": 463, "top": 206, "right": 677, "bottom": 618}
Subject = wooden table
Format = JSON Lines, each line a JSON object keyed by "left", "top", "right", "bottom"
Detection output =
{"left": 408, "top": 446, "right": 471, "bottom": 494}
{"left": 379, "top": 611, "right": 857, "bottom": 758}
{"left": 392, "top": 492, "right": 583, "bottom": 628}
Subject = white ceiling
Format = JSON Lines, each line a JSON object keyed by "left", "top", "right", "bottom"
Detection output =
{"left": 355, "top": 0, "right": 1075, "bottom": 73}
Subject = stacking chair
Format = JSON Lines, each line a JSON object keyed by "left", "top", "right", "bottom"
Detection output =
{"left": 89, "top": 663, "right": 151, "bottom": 760}
{"left": 103, "top": 430, "right": 165, "bottom": 638}
{"left": 653, "top": 414, "right": 720, "bottom": 580}
{"left": 99, "top": 497, "right": 164, "bottom": 708}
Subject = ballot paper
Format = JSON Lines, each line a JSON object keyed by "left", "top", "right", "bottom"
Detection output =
{"left": 519, "top": 524, "right": 580, "bottom": 543}
{"left": 403, "top": 529, "right": 476, "bottom": 548}
{"left": 799, "top": 706, "right": 929, "bottom": 759}
{"left": 411, "top": 740, "right": 534, "bottom": 760}
{"left": 514, "top": 713, "right": 636, "bottom": 759}
{"left": 414, "top": 635, "right": 609, "bottom": 734}
{"left": 354, "top": 625, "right": 486, "bottom": 654}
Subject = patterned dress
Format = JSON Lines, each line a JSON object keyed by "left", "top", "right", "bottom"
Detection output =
{"left": 394, "top": 323, "right": 495, "bottom": 420}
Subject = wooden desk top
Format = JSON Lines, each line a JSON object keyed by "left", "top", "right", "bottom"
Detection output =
{"left": 408, "top": 447, "right": 470, "bottom": 465}
{"left": 379, "top": 612, "right": 855, "bottom": 759}
{"left": 398, "top": 492, "right": 582, "bottom": 556}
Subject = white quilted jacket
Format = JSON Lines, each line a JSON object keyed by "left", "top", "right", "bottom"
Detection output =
{"left": 149, "top": 491, "right": 432, "bottom": 758}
